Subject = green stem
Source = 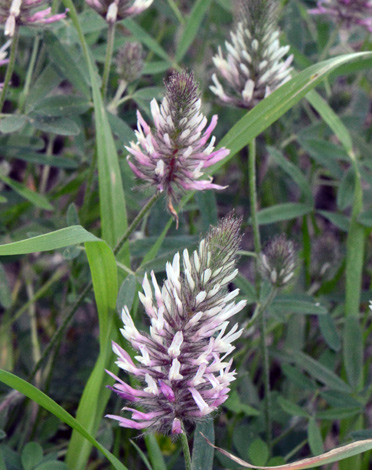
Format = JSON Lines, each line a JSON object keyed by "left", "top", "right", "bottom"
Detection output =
{"left": 248, "top": 138, "right": 261, "bottom": 263}
{"left": 180, "top": 425, "right": 192, "bottom": 470}
{"left": 27, "top": 192, "right": 162, "bottom": 380}
{"left": 113, "top": 191, "right": 162, "bottom": 256}
{"left": 101, "top": 21, "right": 116, "bottom": 100}
{"left": 0, "top": 27, "right": 19, "bottom": 113}
{"left": 260, "top": 309, "right": 272, "bottom": 452}
{"left": 18, "top": 34, "right": 40, "bottom": 113}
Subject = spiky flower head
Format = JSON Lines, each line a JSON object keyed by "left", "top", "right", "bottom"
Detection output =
{"left": 309, "top": 1, "right": 372, "bottom": 32}
{"left": 116, "top": 42, "right": 144, "bottom": 83}
{"left": 210, "top": 0, "right": 293, "bottom": 109}
{"left": 259, "top": 234, "right": 297, "bottom": 288}
{"left": 85, "top": 0, "right": 153, "bottom": 23}
{"left": 126, "top": 70, "right": 230, "bottom": 225}
{"left": 106, "top": 215, "right": 247, "bottom": 435}
{"left": 0, "top": 0, "right": 68, "bottom": 37}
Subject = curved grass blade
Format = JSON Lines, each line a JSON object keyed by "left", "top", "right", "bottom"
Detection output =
{"left": 62, "top": 0, "right": 129, "bottom": 256}
{"left": 0, "top": 369, "right": 127, "bottom": 470}
{"left": 66, "top": 241, "right": 118, "bottom": 469}
{"left": 202, "top": 433, "right": 372, "bottom": 469}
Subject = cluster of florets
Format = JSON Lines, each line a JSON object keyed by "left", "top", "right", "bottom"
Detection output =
{"left": 85, "top": 0, "right": 153, "bottom": 23}
{"left": 259, "top": 234, "right": 297, "bottom": 288}
{"left": 0, "top": 0, "right": 68, "bottom": 37}
{"left": 116, "top": 42, "right": 144, "bottom": 84}
{"left": 309, "top": 0, "right": 372, "bottom": 32}
{"left": 126, "top": 70, "right": 230, "bottom": 225}
{"left": 106, "top": 215, "right": 247, "bottom": 435}
{"left": 210, "top": 0, "right": 293, "bottom": 109}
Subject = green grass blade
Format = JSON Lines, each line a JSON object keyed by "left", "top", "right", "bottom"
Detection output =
{"left": 66, "top": 242, "right": 118, "bottom": 469}
{"left": 175, "top": 0, "right": 213, "bottom": 63}
{"left": 0, "top": 174, "right": 53, "bottom": 211}
{"left": 62, "top": 0, "right": 129, "bottom": 255}
{"left": 0, "top": 369, "right": 127, "bottom": 470}
{"left": 215, "top": 52, "right": 372, "bottom": 165}
{"left": 0, "top": 226, "right": 99, "bottom": 255}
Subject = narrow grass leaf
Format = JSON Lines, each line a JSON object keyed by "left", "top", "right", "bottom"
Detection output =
{"left": 255, "top": 203, "right": 313, "bottom": 225}
{"left": 175, "top": 0, "right": 213, "bottom": 63}
{"left": 144, "top": 434, "right": 167, "bottom": 470}
{"left": 0, "top": 226, "right": 99, "bottom": 255}
{"left": 214, "top": 52, "right": 372, "bottom": 166}
{"left": 204, "top": 433, "right": 372, "bottom": 469}
{"left": 123, "top": 18, "right": 174, "bottom": 65}
{"left": 278, "top": 397, "right": 310, "bottom": 418}
{"left": 282, "top": 350, "right": 351, "bottom": 393}
{"left": 0, "top": 174, "right": 53, "bottom": 211}
{"left": 192, "top": 419, "right": 215, "bottom": 470}
{"left": 337, "top": 168, "right": 355, "bottom": 211}
{"left": 130, "top": 440, "right": 153, "bottom": 470}
{"left": 63, "top": 0, "right": 129, "bottom": 255}
{"left": 343, "top": 316, "right": 363, "bottom": 390}
{"left": 307, "top": 418, "right": 324, "bottom": 456}
{"left": 66, "top": 241, "right": 118, "bottom": 469}
{"left": 0, "top": 370, "right": 127, "bottom": 470}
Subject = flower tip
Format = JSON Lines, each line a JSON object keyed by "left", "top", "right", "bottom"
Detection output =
{"left": 171, "top": 418, "right": 183, "bottom": 434}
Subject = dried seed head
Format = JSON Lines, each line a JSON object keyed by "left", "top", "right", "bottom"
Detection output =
{"left": 116, "top": 42, "right": 144, "bottom": 83}
{"left": 106, "top": 216, "right": 247, "bottom": 435}
{"left": 259, "top": 234, "right": 297, "bottom": 288}
{"left": 210, "top": 0, "right": 293, "bottom": 109}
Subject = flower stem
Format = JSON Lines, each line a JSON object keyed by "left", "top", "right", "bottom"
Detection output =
{"left": 248, "top": 138, "right": 272, "bottom": 451}
{"left": 18, "top": 33, "right": 40, "bottom": 113}
{"left": 180, "top": 426, "right": 192, "bottom": 470}
{"left": 101, "top": 21, "right": 116, "bottom": 100}
{"left": 0, "top": 27, "right": 19, "bottom": 113}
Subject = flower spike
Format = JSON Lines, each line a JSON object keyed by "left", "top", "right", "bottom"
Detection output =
{"left": 126, "top": 70, "right": 230, "bottom": 227}
{"left": 106, "top": 215, "right": 247, "bottom": 435}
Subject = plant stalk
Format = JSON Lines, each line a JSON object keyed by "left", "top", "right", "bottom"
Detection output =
{"left": 180, "top": 425, "right": 192, "bottom": 470}
{"left": 0, "top": 27, "right": 19, "bottom": 113}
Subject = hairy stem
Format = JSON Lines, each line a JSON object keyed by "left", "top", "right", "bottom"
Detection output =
{"left": 180, "top": 425, "right": 192, "bottom": 470}
{"left": 0, "top": 28, "right": 19, "bottom": 113}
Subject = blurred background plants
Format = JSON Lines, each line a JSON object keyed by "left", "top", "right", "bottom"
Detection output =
{"left": 1, "top": 0, "right": 372, "bottom": 469}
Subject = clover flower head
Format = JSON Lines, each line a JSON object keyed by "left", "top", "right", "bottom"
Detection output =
{"left": 126, "top": 70, "right": 230, "bottom": 225}
{"left": 106, "top": 215, "right": 247, "bottom": 435}
{"left": 210, "top": 0, "right": 293, "bottom": 109}
{"left": 259, "top": 234, "right": 297, "bottom": 288}
{"left": 85, "top": 0, "right": 153, "bottom": 23}
{"left": 116, "top": 42, "right": 144, "bottom": 83}
{"left": 309, "top": 0, "right": 372, "bottom": 32}
{"left": 0, "top": 0, "right": 68, "bottom": 37}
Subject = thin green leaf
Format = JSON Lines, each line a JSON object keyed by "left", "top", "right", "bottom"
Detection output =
{"left": 175, "top": 0, "right": 213, "bottom": 63}
{"left": 192, "top": 420, "right": 215, "bottom": 470}
{"left": 318, "top": 314, "right": 341, "bottom": 352}
{"left": 307, "top": 418, "right": 324, "bottom": 456}
{"left": 0, "top": 173, "right": 53, "bottom": 211}
{"left": 0, "top": 370, "right": 127, "bottom": 470}
{"left": 278, "top": 397, "right": 310, "bottom": 419}
{"left": 66, "top": 241, "right": 118, "bottom": 469}
{"left": 271, "top": 297, "right": 327, "bottom": 315}
{"left": 255, "top": 203, "right": 313, "bottom": 225}
{"left": 204, "top": 434, "right": 372, "bottom": 469}
{"left": 31, "top": 95, "right": 91, "bottom": 117}
{"left": 0, "top": 115, "right": 27, "bottom": 133}
{"left": 343, "top": 316, "right": 363, "bottom": 390}
{"left": 144, "top": 434, "right": 167, "bottom": 470}
{"left": 0, "top": 226, "right": 99, "bottom": 255}
{"left": 62, "top": 0, "right": 129, "bottom": 255}
{"left": 30, "top": 116, "right": 80, "bottom": 136}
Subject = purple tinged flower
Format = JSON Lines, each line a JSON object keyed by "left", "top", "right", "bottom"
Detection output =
{"left": 211, "top": 0, "right": 293, "bottom": 109}
{"left": 0, "top": 0, "right": 68, "bottom": 37}
{"left": 106, "top": 215, "right": 247, "bottom": 435}
{"left": 85, "top": 0, "right": 153, "bottom": 23}
{"left": 126, "top": 70, "right": 230, "bottom": 225}
{"left": 309, "top": 1, "right": 372, "bottom": 32}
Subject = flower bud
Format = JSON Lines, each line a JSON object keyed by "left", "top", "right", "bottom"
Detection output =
{"left": 115, "top": 42, "right": 144, "bottom": 83}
